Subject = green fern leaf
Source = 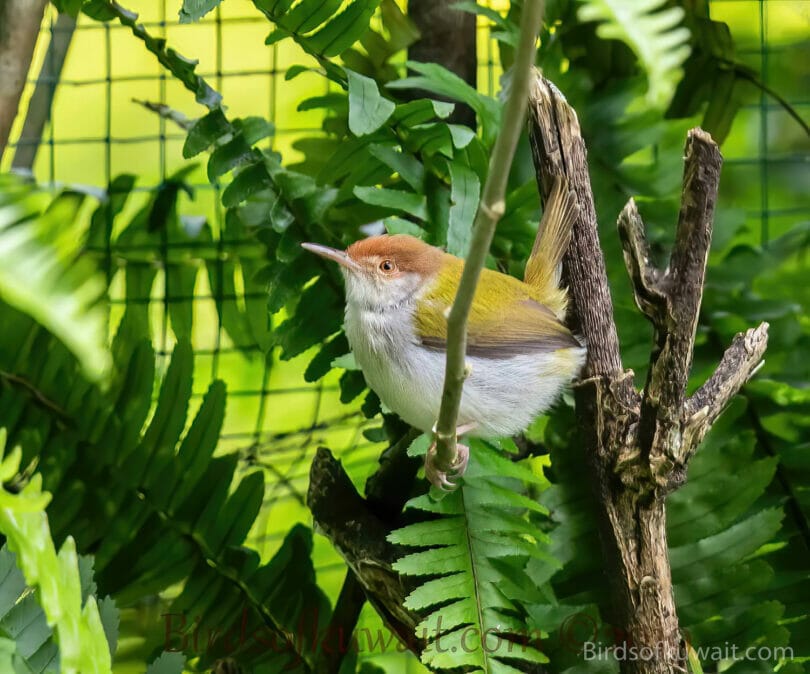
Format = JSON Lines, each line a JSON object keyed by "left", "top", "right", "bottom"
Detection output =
{"left": 178, "top": 0, "right": 221, "bottom": 23}
{"left": 144, "top": 651, "right": 186, "bottom": 674}
{"left": 0, "top": 430, "right": 112, "bottom": 674}
{"left": 0, "top": 332, "right": 329, "bottom": 672}
{"left": 0, "top": 176, "right": 110, "bottom": 381}
{"left": 255, "top": 0, "right": 382, "bottom": 63}
{"left": 387, "top": 61, "right": 501, "bottom": 145}
{"left": 82, "top": 1, "right": 222, "bottom": 108}
{"left": 388, "top": 438, "right": 556, "bottom": 672}
{"left": 577, "top": 0, "right": 691, "bottom": 107}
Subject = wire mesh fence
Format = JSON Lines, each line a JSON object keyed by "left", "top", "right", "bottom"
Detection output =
{"left": 2, "top": 0, "right": 808, "bottom": 608}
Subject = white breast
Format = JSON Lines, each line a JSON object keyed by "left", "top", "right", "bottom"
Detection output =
{"left": 344, "top": 302, "right": 585, "bottom": 438}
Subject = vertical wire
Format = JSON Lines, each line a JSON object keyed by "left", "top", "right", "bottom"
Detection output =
{"left": 47, "top": 9, "right": 55, "bottom": 189}
{"left": 314, "top": 38, "right": 329, "bottom": 466}
{"left": 158, "top": 0, "right": 170, "bottom": 365}
{"left": 251, "top": 356, "right": 273, "bottom": 561}
{"left": 758, "top": 0, "right": 769, "bottom": 245}
{"left": 211, "top": 7, "right": 225, "bottom": 381}
{"left": 487, "top": 7, "right": 495, "bottom": 97}
{"left": 104, "top": 22, "right": 113, "bottom": 286}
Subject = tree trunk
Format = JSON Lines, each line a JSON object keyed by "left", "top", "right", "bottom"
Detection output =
{"left": 0, "top": 0, "right": 48, "bottom": 162}
{"left": 407, "top": 0, "right": 477, "bottom": 127}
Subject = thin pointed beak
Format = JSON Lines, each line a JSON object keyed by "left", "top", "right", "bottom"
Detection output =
{"left": 301, "top": 242, "right": 361, "bottom": 272}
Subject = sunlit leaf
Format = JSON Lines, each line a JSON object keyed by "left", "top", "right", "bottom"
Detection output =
{"left": 578, "top": 0, "right": 691, "bottom": 107}
{"left": 347, "top": 69, "right": 396, "bottom": 136}
{"left": 0, "top": 176, "right": 110, "bottom": 381}
{"left": 446, "top": 161, "right": 480, "bottom": 257}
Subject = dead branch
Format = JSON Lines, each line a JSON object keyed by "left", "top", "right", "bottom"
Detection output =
{"left": 307, "top": 446, "right": 423, "bottom": 654}
{"left": 682, "top": 323, "right": 769, "bottom": 458}
{"left": 528, "top": 77, "right": 625, "bottom": 377}
{"left": 527, "top": 76, "right": 767, "bottom": 674}
{"left": 617, "top": 199, "right": 667, "bottom": 323}
{"left": 640, "top": 129, "right": 723, "bottom": 486}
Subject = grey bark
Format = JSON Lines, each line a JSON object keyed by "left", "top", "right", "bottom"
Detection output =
{"left": 527, "top": 76, "right": 768, "bottom": 673}
{"left": 0, "top": 0, "right": 48, "bottom": 162}
{"left": 11, "top": 11, "right": 75, "bottom": 171}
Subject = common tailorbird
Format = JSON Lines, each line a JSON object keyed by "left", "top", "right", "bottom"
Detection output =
{"left": 302, "top": 178, "right": 586, "bottom": 489}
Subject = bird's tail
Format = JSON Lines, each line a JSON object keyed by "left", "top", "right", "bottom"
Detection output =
{"left": 523, "top": 176, "right": 579, "bottom": 319}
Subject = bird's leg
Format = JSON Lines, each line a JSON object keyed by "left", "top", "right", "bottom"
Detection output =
{"left": 425, "top": 422, "right": 478, "bottom": 491}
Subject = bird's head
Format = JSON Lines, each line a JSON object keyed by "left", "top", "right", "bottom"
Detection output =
{"left": 301, "top": 234, "right": 444, "bottom": 311}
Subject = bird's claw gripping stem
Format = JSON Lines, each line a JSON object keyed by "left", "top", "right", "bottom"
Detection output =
{"left": 424, "top": 422, "right": 476, "bottom": 491}
{"left": 425, "top": 442, "right": 470, "bottom": 491}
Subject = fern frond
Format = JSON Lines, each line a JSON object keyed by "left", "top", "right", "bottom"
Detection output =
{"left": 0, "top": 175, "right": 110, "bottom": 381}
{"left": 0, "top": 329, "right": 329, "bottom": 673}
{"left": 253, "top": 0, "right": 382, "bottom": 63}
{"left": 389, "top": 438, "right": 556, "bottom": 672}
{"left": 577, "top": 0, "right": 691, "bottom": 107}
{"left": 0, "top": 543, "right": 182, "bottom": 674}
{"left": 0, "top": 429, "right": 113, "bottom": 674}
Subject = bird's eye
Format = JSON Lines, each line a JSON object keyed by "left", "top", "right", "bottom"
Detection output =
{"left": 379, "top": 259, "right": 396, "bottom": 273}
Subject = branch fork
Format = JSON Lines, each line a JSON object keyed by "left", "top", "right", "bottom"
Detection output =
{"left": 615, "top": 128, "right": 768, "bottom": 491}
{"left": 528, "top": 76, "right": 768, "bottom": 673}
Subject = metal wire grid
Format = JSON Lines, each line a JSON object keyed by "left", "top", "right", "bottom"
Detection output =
{"left": 1, "top": 3, "right": 507, "bottom": 590}
{"left": 3, "top": 0, "right": 808, "bottom": 583}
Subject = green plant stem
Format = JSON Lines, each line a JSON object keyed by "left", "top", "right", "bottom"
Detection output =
{"left": 434, "top": 0, "right": 545, "bottom": 471}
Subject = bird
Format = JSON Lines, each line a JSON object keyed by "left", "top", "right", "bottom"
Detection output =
{"left": 302, "top": 177, "right": 586, "bottom": 489}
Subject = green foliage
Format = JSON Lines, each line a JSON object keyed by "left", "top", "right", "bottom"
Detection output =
{"left": 178, "top": 0, "right": 222, "bottom": 22}
{"left": 24, "top": 1, "right": 810, "bottom": 673}
{"left": 85, "top": 170, "right": 272, "bottom": 351}
{"left": 389, "top": 437, "right": 555, "bottom": 672}
{"left": 257, "top": 0, "right": 383, "bottom": 62}
{"left": 670, "top": 5, "right": 810, "bottom": 143}
{"left": 0, "top": 176, "right": 110, "bottom": 381}
{"left": 81, "top": 1, "right": 221, "bottom": 108}
{"left": 668, "top": 8, "right": 746, "bottom": 143}
{"left": 447, "top": 162, "right": 480, "bottom": 257}
{"left": 347, "top": 69, "right": 396, "bottom": 136}
{"left": 577, "top": 0, "right": 691, "bottom": 107}
{"left": 697, "top": 227, "right": 810, "bottom": 661}
{"left": 0, "top": 430, "right": 112, "bottom": 674}
{"left": 145, "top": 652, "right": 187, "bottom": 674}
{"left": 0, "top": 547, "right": 116, "bottom": 674}
{"left": 388, "top": 61, "right": 502, "bottom": 146}
{"left": 0, "top": 309, "right": 330, "bottom": 671}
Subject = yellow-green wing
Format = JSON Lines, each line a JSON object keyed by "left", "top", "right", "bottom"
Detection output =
{"left": 415, "top": 261, "right": 580, "bottom": 357}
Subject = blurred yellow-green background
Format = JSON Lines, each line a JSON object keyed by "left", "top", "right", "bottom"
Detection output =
{"left": 2, "top": 1, "right": 807, "bottom": 671}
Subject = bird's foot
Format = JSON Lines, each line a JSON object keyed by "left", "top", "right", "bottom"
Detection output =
{"left": 424, "top": 441, "right": 470, "bottom": 491}
{"left": 424, "top": 422, "right": 476, "bottom": 491}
